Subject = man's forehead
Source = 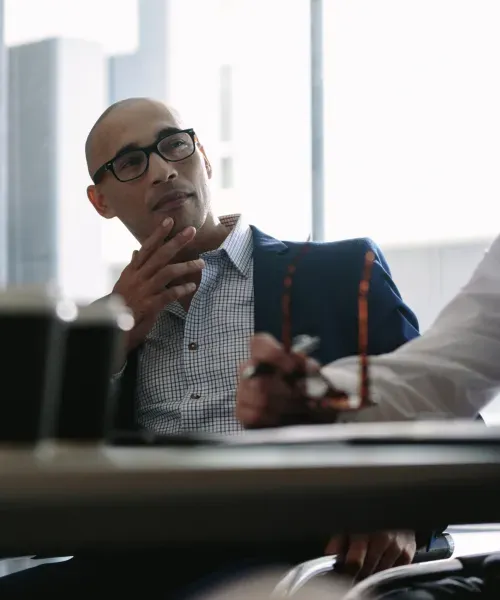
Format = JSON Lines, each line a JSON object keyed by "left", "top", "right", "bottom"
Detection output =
{"left": 93, "top": 101, "right": 183, "bottom": 164}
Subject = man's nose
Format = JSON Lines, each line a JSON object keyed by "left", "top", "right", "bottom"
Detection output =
{"left": 149, "top": 152, "right": 178, "bottom": 185}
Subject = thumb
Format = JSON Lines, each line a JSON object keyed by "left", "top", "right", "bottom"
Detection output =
{"left": 305, "top": 357, "right": 321, "bottom": 373}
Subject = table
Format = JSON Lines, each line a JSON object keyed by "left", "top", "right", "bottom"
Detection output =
{"left": 0, "top": 420, "right": 499, "bottom": 554}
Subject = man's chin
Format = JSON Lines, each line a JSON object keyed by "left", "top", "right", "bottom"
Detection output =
{"left": 161, "top": 219, "right": 198, "bottom": 243}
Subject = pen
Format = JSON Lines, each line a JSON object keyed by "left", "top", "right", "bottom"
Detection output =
{"left": 241, "top": 335, "right": 321, "bottom": 381}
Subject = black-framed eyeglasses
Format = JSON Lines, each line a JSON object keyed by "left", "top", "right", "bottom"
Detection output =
{"left": 91, "top": 128, "right": 197, "bottom": 184}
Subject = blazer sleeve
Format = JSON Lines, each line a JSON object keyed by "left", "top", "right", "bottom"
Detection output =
{"left": 363, "top": 238, "right": 420, "bottom": 355}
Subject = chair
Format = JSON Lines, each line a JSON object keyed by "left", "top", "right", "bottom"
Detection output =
{"left": 344, "top": 552, "right": 492, "bottom": 600}
{"left": 271, "top": 532, "right": 462, "bottom": 597}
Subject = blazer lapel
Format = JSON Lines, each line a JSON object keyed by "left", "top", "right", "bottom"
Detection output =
{"left": 252, "top": 226, "right": 291, "bottom": 342}
{"left": 252, "top": 227, "right": 324, "bottom": 357}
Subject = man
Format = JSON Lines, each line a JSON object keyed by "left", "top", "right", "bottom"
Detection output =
{"left": 0, "top": 97, "right": 423, "bottom": 597}
{"left": 87, "top": 99, "right": 419, "bottom": 437}
{"left": 88, "top": 97, "right": 423, "bottom": 562}
{"left": 237, "top": 232, "right": 500, "bottom": 424}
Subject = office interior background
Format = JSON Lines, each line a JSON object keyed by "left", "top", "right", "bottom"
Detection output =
{"left": 1, "top": 0, "right": 500, "bottom": 420}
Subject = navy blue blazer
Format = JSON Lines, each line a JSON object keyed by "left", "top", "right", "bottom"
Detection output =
{"left": 114, "top": 227, "right": 419, "bottom": 431}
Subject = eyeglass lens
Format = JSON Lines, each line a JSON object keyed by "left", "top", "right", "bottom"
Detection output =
{"left": 113, "top": 131, "right": 194, "bottom": 182}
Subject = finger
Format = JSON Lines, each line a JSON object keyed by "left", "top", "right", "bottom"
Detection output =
{"left": 239, "top": 359, "right": 256, "bottom": 379}
{"left": 237, "top": 366, "right": 269, "bottom": 410}
{"left": 250, "top": 333, "right": 296, "bottom": 373}
{"left": 237, "top": 404, "right": 274, "bottom": 428}
{"left": 160, "top": 281, "right": 198, "bottom": 304}
{"left": 358, "top": 534, "right": 392, "bottom": 579}
{"left": 371, "top": 545, "right": 404, "bottom": 575}
{"left": 236, "top": 377, "right": 274, "bottom": 428}
{"left": 394, "top": 545, "right": 415, "bottom": 568}
{"left": 130, "top": 249, "right": 140, "bottom": 268}
{"left": 287, "top": 352, "right": 308, "bottom": 376}
{"left": 342, "top": 535, "right": 369, "bottom": 578}
{"left": 238, "top": 376, "right": 274, "bottom": 412}
{"left": 392, "top": 533, "right": 416, "bottom": 568}
{"left": 238, "top": 370, "right": 295, "bottom": 428}
{"left": 272, "top": 378, "right": 313, "bottom": 421}
{"left": 305, "top": 357, "right": 321, "bottom": 373}
{"left": 149, "top": 258, "right": 205, "bottom": 291}
{"left": 141, "top": 226, "right": 197, "bottom": 279}
{"left": 295, "top": 357, "right": 323, "bottom": 401}
{"left": 138, "top": 283, "right": 196, "bottom": 326}
{"left": 135, "top": 217, "right": 174, "bottom": 268}
{"left": 325, "top": 534, "right": 348, "bottom": 556}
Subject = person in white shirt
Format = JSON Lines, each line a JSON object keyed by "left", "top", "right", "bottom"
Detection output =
{"left": 322, "top": 232, "right": 500, "bottom": 422}
{"left": 236, "top": 233, "right": 500, "bottom": 425}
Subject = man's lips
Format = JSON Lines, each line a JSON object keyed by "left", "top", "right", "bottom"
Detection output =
{"left": 153, "top": 192, "right": 192, "bottom": 211}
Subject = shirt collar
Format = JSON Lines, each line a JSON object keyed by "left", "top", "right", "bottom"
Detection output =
{"left": 206, "top": 214, "right": 253, "bottom": 278}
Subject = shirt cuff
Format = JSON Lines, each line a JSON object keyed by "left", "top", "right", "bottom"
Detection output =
{"left": 319, "top": 361, "right": 360, "bottom": 397}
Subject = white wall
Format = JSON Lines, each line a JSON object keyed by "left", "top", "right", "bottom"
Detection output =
{"left": 323, "top": 0, "right": 500, "bottom": 246}
{"left": 227, "top": 0, "right": 312, "bottom": 241}
{"left": 382, "top": 239, "right": 493, "bottom": 332}
{"left": 4, "top": 0, "right": 138, "bottom": 54}
{"left": 382, "top": 238, "right": 500, "bottom": 422}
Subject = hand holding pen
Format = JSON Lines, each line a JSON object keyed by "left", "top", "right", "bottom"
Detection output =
{"left": 236, "top": 332, "right": 368, "bottom": 428}
{"left": 240, "top": 334, "right": 320, "bottom": 382}
{"left": 236, "top": 333, "right": 326, "bottom": 428}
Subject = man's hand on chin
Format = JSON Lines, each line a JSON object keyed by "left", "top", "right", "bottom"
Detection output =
{"left": 325, "top": 530, "right": 417, "bottom": 580}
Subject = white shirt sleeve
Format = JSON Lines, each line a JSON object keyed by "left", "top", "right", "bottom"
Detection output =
{"left": 320, "top": 234, "right": 500, "bottom": 422}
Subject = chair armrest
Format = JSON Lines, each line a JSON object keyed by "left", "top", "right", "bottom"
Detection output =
{"left": 272, "top": 555, "right": 337, "bottom": 597}
{"left": 272, "top": 533, "right": 455, "bottom": 596}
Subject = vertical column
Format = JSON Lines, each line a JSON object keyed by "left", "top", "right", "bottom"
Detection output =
{"left": 8, "top": 40, "right": 58, "bottom": 286}
{"left": 310, "top": 0, "right": 325, "bottom": 241}
{"left": 8, "top": 38, "right": 107, "bottom": 301}
{"left": 0, "top": 0, "right": 7, "bottom": 285}
{"left": 231, "top": 0, "right": 312, "bottom": 240}
{"left": 109, "top": 0, "right": 170, "bottom": 103}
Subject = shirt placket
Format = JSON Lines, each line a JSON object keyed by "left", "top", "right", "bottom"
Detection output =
{"left": 180, "top": 254, "right": 219, "bottom": 431}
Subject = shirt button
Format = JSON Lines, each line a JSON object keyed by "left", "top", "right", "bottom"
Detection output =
{"left": 188, "top": 342, "right": 198, "bottom": 351}
{"left": 191, "top": 393, "right": 201, "bottom": 400}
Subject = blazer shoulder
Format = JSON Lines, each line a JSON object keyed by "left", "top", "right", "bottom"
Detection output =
{"left": 285, "top": 236, "right": 389, "bottom": 273}
{"left": 285, "top": 236, "right": 380, "bottom": 255}
{"left": 325, "top": 237, "right": 391, "bottom": 273}
{"left": 320, "top": 236, "right": 381, "bottom": 256}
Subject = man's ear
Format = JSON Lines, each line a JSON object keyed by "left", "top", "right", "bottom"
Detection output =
{"left": 198, "top": 144, "right": 213, "bottom": 180}
{"left": 87, "top": 185, "right": 117, "bottom": 219}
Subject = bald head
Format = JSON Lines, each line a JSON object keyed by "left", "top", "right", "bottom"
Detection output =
{"left": 85, "top": 98, "right": 185, "bottom": 178}
{"left": 85, "top": 96, "right": 214, "bottom": 244}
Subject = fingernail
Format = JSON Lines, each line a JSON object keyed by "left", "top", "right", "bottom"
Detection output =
{"left": 163, "top": 217, "right": 173, "bottom": 227}
{"left": 181, "top": 226, "right": 195, "bottom": 237}
{"left": 187, "top": 282, "right": 197, "bottom": 291}
{"left": 196, "top": 259, "right": 205, "bottom": 267}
